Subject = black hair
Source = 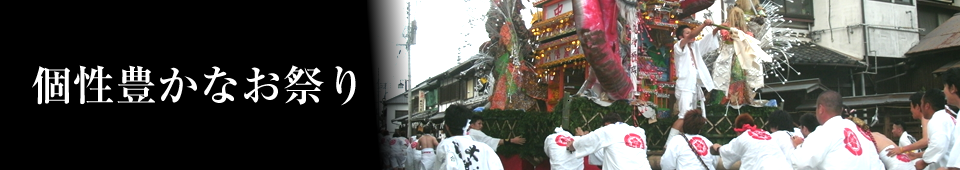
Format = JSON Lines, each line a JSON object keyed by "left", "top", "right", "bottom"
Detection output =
{"left": 910, "top": 91, "right": 925, "bottom": 107}
{"left": 922, "top": 89, "right": 945, "bottom": 111}
{"left": 799, "top": 113, "right": 819, "bottom": 132}
{"left": 423, "top": 125, "right": 436, "bottom": 134}
{"left": 443, "top": 104, "right": 474, "bottom": 136}
{"left": 682, "top": 109, "right": 707, "bottom": 134}
{"left": 471, "top": 114, "right": 484, "bottom": 122}
{"left": 602, "top": 112, "right": 623, "bottom": 124}
{"left": 675, "top": 25, "right": 692, "bottom": 40}
{"left": 943, "top": 67, "right": 960, "bottom": 97}
{"left": 768, "top": 110, "right": 795, "bottom": 131}
{"left": 892, "top": 120, "right": 906, "bottom": 128}
{"left": 817, "top": 90, "right": 844, "bottom": 116}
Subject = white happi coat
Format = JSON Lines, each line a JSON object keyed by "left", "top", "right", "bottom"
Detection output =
{"left": 568, "top": 122, "right": 652, "bottom": 170}
{"left": 947, "top": 109, "right": 959, "bottom": 168}
{"left": 661, "top": 134, "right": 718, "bottom": 170}
{"left": 673, "top": 28, "right": 719, "bottom": 117}
{"left": 792, "top": 116, "right": 885, "bottom": 170}
{"left": 434, "top": 135, "right": 504, "bottom": 170}
{"left": 390, "top": 136, "right": 411, "bottom": 168}
{"left": 544, "top": 127, "right": 584, "bottom": 170}
{"left": 770, "top": 130, "right": 800, "bottom": 168}
{"left": 922, "top": 109, "right": 956, "bottom": 170}
{"left": 718, "top": 129, "right": 792, "bottom": 170}
{"left": 468, "top": 129, "right": 502, "bottom": 151}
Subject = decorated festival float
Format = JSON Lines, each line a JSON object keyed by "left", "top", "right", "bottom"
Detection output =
{"left": 460, "top": 0, "right": 803, "bottom": 169}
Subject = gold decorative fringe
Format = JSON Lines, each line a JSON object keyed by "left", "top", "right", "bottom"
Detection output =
{"left": 531, "top": 11, "right": 574, "bottom": 30}
{"left": 537, "top": 54, "right": 585, "bottom": 68}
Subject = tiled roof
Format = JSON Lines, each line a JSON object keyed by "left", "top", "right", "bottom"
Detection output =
{"left": 704, "top": 42, "right": 866, "bottom": 71}
{"left": 785, "top": 42, "right": 866, "bottom": 67}
{"left": 384, "top": 92, "right": 409, "bottom": 104}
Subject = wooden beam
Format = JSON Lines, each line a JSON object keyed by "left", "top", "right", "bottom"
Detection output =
{"left": 884, "top": 114, "right": 891, "bottom": 138}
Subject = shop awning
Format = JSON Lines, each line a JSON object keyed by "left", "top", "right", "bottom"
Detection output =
{"left": 429, "top": 113, "right": 445, "bottom": 120}
{"left": 933, "top": 60, "right": 960, "bottom": 74}
{"left": 392, "top": 114, "right": 414, "bottom": 122}
{"left": 795, "top": 92, "right": 914, "bottom": 110}
{"left": 393, "top": 111, "right": 441, "bottom": 122}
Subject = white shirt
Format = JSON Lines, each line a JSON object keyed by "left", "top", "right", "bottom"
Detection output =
{"left": 922, "top": 109, "right": 956, "bottom": 170}
{"left": 661, "top": 134, "right": 718, "bottom": 170}
{"left": 569, "top": 122, "right": 652, "bottom": 170}
{"left": 792, "top": 116, "right": 885, "bottom": 170}
{"left": 718, "top": 129, "right": 792, "bottom": 170}
{"left": 544, "top": 128, "right": 585, "bottom": 170}
{"left": 434, "top": 135, "right": 504, "bottom": 170}
{"left": 770, "top": 130, "right": 798, "bottom": 167}
{"left": 673, "top": 28, "right": 719, "bottom": 93}
{"left": 897, "top": 131, "right": 917, "bottom": 151}
{"left": 469, "top": 129, "right": 502, "bottom": 151}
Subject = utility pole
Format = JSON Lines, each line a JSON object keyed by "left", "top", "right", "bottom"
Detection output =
{"left": 396, "top": 1, "right": 417, "bottom": 138}
{"left": 378, "top": 68, "right": 388, "bottom": 130}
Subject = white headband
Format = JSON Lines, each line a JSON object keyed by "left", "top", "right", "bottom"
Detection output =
{"left": 463, "top": 119, "right": 472, "bottom": 135}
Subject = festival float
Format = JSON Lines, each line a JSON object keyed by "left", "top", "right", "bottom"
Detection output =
{"left": 464, "top": 0, "right": 799, "bottom": 169}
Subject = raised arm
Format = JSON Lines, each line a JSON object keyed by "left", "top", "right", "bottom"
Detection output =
{"left": 678, "top": 19, "right": 714, "bottom": 49}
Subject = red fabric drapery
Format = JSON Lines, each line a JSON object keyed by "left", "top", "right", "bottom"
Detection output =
{"left": 499, "top": 154, "right": 534, "bottom": 170}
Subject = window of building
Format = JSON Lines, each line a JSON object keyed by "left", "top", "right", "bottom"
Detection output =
{"left": 872, "top": 0, "right": 914, "bottom": 5}
{"left": 894, "top": 0, "right": 914, "bottom": 5}
{"left": 396, "top": 110, "right": 408, "bottom": 119}
{"left": 917, "top": 7, "right": 957, "bottom": 37}
{"left": 766, "top": 0, "right": 814, "bottom": 20}
{"left": 466, "top": 79, "right": 475, "bottom": 98}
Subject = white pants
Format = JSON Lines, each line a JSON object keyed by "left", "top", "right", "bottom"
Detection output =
{"left": 407, "top": 149, "right": 421, "bottom": 170}
{"left": 420, "top": 148, "right": 436, "bottom": 170}
{"left": 676, "top": 89, "right": 706, "bottom": 119}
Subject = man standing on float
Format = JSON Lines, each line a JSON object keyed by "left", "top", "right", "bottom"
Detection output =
{"left": 669, "top": 19, "right": 721, "bottom": 140}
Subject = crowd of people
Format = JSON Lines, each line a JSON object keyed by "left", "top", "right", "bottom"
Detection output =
{"left": 381, "top": 0, "right": 957, "bottom": 168}
{"left": 380, "top": 16, "right": 957, "bottom": 170}
{"left": 382, "top": 67, "right": 958, "bottom": 170}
